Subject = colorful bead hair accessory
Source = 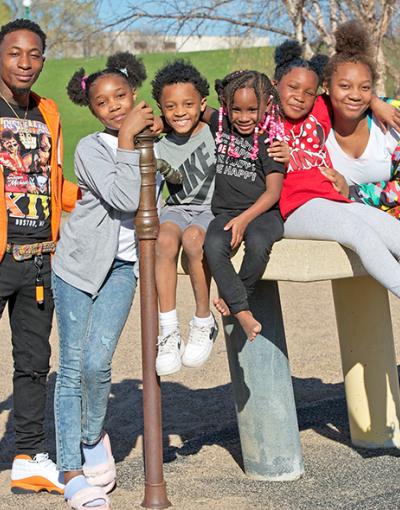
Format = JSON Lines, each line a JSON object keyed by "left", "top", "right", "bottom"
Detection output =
{"left": 228, "top": 132, "right": 240, "bottom": 158}
{"left": 260, "top": 105, "right": 285, "bottom": 145}
{"left": 214, "top": 101, "right": 284, "bottom": 161}
{"left": 216, "top": 106, "right": 225, "bottom": 145}
{"left": 250, "top": 127, "right": 259, "bottom": 160}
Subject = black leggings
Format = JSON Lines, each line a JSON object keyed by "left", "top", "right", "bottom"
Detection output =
{"left": 204, "top": 209, "right": 283, "bottom": 314}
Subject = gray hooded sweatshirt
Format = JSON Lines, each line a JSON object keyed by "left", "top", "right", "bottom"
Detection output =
{"left": 53, "top": 132, "right": 141, "bottom": 296}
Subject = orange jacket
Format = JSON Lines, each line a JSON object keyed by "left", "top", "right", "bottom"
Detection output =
{"left": 0, "top": 92, "right": 79, "bottom": 261}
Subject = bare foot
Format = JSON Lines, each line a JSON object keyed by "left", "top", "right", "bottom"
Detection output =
{"left": 213, "top": 297, "right": 231, "bottom": 317}
{"left": 235, "top": 310, "right": 261, "bottom": 341}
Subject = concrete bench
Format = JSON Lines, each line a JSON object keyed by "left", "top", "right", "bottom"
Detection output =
{"left": 177, "top": 238, "right": 400, "bottom": 481}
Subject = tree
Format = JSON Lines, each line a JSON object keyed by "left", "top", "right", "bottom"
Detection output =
{"left": 106, "top": 0, "right": 398, "bottom": 94}
{"left": 3, "top": 0, "right": 102, "bottom": 58}
{"left": 0, "top": 1, "right": 12, "bottom": 25}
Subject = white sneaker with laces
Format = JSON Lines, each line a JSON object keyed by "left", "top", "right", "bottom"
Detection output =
{"left": 156, "top": 329, "right": 185, "bottom": 376}
{"left": 11, "top": 452, "right": 64, "bottom": 494}
{"left": 182, "top": 316, "right": 219, "bottom": 368}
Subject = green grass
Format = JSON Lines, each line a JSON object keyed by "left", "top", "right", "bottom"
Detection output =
{"left": 33, "top": 46, "right": 275, "bottom": 181}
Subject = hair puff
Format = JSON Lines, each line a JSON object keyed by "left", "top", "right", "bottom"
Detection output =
{"left": 334, "top": 20, "right": 373, "bottom": 58}
{"left": 324, "top": 20, "right": 376, "bottom": 85}
{"left": 106, "top": 51, "right": 147, "bottom": 89}
{"left": 274, "top": 40, "right": 303, "bottom": 68}
{"left": 309, "top": 54, "right": 329, "bottom": 81}
{"left": 273, "top": 39, "right": 327, "bottom": 85}
{"left": 67, "top": 68, "right": 90, "bottom": 107}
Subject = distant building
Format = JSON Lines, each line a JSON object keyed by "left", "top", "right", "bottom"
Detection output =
{"left": 56, "top": 32, "right": 269, "bottom": 58}
{"left": 129, "top": 34, "right": 269, "bottom": 53}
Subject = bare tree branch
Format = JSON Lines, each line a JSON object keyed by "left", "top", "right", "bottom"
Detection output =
{"left": 100, "top": 7, "right": 294, "bottom": 38}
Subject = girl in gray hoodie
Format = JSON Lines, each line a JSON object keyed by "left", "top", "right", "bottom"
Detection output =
{"left": 52, "top": 52, "right": 153, "bottom": 510}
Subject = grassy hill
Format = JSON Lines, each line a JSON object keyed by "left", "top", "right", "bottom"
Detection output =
{"left": 34, "top": 47, "right": 275, "bottom": 181}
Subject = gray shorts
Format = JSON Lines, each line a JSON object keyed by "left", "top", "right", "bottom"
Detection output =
{"left": 160, "top": 205, "right": 214, "bottom": 232}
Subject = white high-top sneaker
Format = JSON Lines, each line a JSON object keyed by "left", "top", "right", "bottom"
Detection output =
{"left": 11, "top": 452, "right": 64, "bottom": 494}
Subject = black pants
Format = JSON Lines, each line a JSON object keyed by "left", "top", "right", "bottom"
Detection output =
{"left": 204, "top": 209, "right": 283, "bottom": 314}
{"left": 0, "top": 253, "right": 53, "bottom": 455}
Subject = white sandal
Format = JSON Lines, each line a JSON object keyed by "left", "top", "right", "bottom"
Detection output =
{"left": 83, "top": 432, "right": 116, "bottom": 494}
{"left": 66, "top": 485, "right": 110, "bottom": 509}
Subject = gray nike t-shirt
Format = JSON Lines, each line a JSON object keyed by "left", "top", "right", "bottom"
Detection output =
{"left": 155, "top": 124, "right": 216, "bottom": 208}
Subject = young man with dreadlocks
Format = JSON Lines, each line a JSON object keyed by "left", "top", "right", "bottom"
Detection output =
{"left": 203, "top": 70, "right": 287, "bottom": 341}
{"left": 0, "top": 19, "right": 78, "bottom": 494}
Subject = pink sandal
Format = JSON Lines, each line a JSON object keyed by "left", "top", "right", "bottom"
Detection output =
{"left": 83, "top": 432, "right": 116, "bottom": 494}
{"left": 66, "top": 485, "right": 110, "bottom": 509}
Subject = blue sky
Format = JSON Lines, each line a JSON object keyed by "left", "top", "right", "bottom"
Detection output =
{"left": 99, "top": 0, "right": 132, "bottom": 20}
{"left": 97, "top": 0, "right": 256, "bottom": 36}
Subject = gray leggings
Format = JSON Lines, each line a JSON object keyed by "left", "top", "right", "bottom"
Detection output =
{"left": 284, "top": 198, "right": 400, "bottom": 298}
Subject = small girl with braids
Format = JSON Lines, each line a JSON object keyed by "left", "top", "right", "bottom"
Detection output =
{"left": 203, "top": 70, "right": 286, "bottom": 340}
{"left": 52, "top": 52, "right": 155, "bottom": 510}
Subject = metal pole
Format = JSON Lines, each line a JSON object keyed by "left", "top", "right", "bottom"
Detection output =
{"left": 134, "top": 129, "right": 171, "bottom": 509}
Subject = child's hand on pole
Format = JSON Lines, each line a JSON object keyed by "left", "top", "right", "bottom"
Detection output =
{"left": 119, "top": 101, "right": 154, "bottom": 149}
{"left": 151, "top": 116, "right": 164, "bottom": 135}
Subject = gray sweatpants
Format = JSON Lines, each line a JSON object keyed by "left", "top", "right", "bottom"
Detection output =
{"left": 284, "top": 198, "right": 400, "bottom": 298}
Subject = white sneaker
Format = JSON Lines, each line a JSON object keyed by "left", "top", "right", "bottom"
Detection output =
{"left": 11, "top": 452, "right": 64, "bottom": 494}
{"left": 156, "top": 329, "right": 185, "bottom": 376}
{"left": 182, "top": 315, "right": 219, "bottom": 368}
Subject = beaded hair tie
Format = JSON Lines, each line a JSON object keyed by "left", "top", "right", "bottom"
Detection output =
{"left": 215, "top": 104, "right": 285, "bottom": 160}
{"left": 260, "top": 105, "right": 285, "bottom": 144}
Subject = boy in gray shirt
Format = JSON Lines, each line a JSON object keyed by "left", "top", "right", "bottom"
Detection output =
{"left": 153, "top": 60, "right": 218, "bottom": 376}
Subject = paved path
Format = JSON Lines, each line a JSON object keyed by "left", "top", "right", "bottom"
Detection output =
{"left": 1, "top": 278, "right": 400, "bottom": 509}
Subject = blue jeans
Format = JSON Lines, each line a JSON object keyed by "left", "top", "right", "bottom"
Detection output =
{"left": 52, "top": 260, "right": 137, "bottom": 471}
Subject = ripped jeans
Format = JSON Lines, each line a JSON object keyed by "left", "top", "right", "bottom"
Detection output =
{"left": 52, "top": 260, "right": 137, "bottom": 471}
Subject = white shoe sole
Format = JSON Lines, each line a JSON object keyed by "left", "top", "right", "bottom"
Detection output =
{"left": 156, "top": 361, "right": 182, "bottom": 376}
{"left": 182, "top": 344, "right": 213, "bottom": 368}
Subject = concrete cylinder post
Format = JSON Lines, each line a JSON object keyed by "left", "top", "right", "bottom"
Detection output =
{"left": 135, "top": 130, "right": 171, "bottom": 508}
{"left": 223, "top": 280, "right": 304, "bottom": 480}
{"left": 332, "top": 276, "right": 400, "bottom": 448}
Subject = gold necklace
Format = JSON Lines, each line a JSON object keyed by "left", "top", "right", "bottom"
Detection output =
{"left": 0, "top": 92, "right": 35, "bottom": 149}
{"left": 0, "top": 91, "right": 29, "bottom": 119}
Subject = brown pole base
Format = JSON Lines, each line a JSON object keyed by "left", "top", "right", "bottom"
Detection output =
{"left": 141, "top": 481, "right": 172, "bottom": 509}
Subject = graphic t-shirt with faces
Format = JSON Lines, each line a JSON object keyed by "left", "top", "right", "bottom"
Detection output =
{"left": 1, "top": 98, "right": 52, "bottom": 243}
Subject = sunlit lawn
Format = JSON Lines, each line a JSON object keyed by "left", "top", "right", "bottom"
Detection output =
{"left": 34, "top": 46, "right": 275, "bottom": 180}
